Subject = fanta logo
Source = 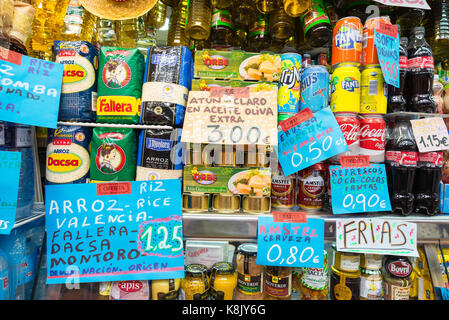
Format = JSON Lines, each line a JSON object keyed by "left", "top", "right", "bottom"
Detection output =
{"left": 300, "top": 72, "right": 318, "bottom": 91}
{"left": 47, "top": 153, "right": 81, "bottom": 173}
{"left": 335, "top": 26, "right": 361, "bottom": 49}
{"left": 342, "top": 77, "right": 359, "bottom": 92}
{"left": 191, "top": 168, "right": 217, "bottom": 185}
{"left": 204, "top": 55, "right": 229, "bottom": 70}
{"left": 280, "top": 66, "right": 300, "bottom": 89}
{"left": 118, "top": 281, "right": 143, "bottom": 292}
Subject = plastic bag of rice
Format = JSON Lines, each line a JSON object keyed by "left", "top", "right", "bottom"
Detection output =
{"left": 90, "top": 127, "right": 137, "bottom": 181}
{"left": 54, "top": 41, "right": 98, "bottom": 122}
{"left": 97, "top": 47, "right": 145, "bottom": 124}
{"left": 46, "top": 125, "right": 92, "bottom": 184}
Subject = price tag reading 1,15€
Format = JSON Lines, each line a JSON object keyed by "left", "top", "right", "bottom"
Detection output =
{"left": 410, "top": 117, "right": 449, "bottom": 152}
{"left": 330, "top": 163, "right": 392, "bottom": 214}
{"left": 256, "top": 216, "right": 324, "bottom": 268}
{"left": 277, "top": 107, "right": 348, "bottom": 177}
{"left": 374, "top": 23, "right": 399, "bottom": 88}
{"left": 45, "top": 180, "right": 184, "bottom": 284}
{"left": 181, "top": 88, "right": 278, "bottom": 146}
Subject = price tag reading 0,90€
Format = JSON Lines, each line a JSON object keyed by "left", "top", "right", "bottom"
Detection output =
{"left": 45, "top": 180, "right": 184, "bottom": 284}
{"left": 278, "top": 107, "right": 348, "bottom": 177}
{"left": 256, "top": 216, "right": 324, "bottom": 268}
{"left": 330, "top": 164, "right": 392, "bottom": 214}
{"left": 410, "top": 117, "right": 449, "bottom": 152}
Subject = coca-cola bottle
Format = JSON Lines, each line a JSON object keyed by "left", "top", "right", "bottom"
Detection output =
{"left": 414, "top": 152, "right": 442, "bottom": 216}
{"left": 385, "top": 118, "right": 418, "bottom": 215}
{"left": 387, "top": 34, "right": 408, "bottom": 113}
{"left": 406, "top": 26, "right": 435, "bottom": 113}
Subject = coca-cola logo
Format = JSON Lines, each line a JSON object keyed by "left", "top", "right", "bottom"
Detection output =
{"left": 340, "top": 123, "right": 360, "bottom": 144}
{"left": 360, "top": 124, "right": 386, "bottom": 143}
{"left": 118, "top": 281, "right": 143, "bottom": 292}
{"left": 388, "top": 261, "right": 412, "bottom": 277}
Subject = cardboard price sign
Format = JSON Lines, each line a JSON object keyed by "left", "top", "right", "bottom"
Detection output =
{"left": 181, "top": 89, "right": 278, "bottom": 146}
{"left": 0, "top": 151, "right": 21, "bottom": 234}
{"left": 0, "top": 48, "right": 63, "bottom": 128}
{"left": 277, "top": 107, "right": 348, "bottom": 176}
{"left": 374, "top": 23, "right": 399, "bottom": 88}
{"left": 330, "top": 164, "right": 392, "bottom": 214}
{"left": 45, "top": 180, "right": 184, "bottom": 284}
{"left": 336, "top": 218, "right": 418, "bottom": 257}
{"left": 256, "top": 216, "right": 325, "bottom": 268}
{"left": 410, "top": 117, "right": 449, "bottom": 152}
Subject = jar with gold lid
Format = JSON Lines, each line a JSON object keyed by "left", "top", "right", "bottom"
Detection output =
{"left": 181, "top": 264, "right": 210, "bottom": 300}
{"left": 360, "top": 268, "right": 383, "bottom": 300}
{"left": 299, "top": 250, "right": 329, "bottom": 300}
{"left": 332, "top": 246, "right": 361, "bottom": 273}
{"left": 263, "top": 266, "right": 292, "bottom": 300}
{"left": 329, "top": 265, "right": 361, "bottom": 300}
{"left": 235, "top": 243, "right": 264, "bottom": 300}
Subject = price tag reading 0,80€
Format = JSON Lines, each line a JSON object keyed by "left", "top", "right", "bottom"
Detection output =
{"left": 256, "top": 216, "right": 324, "bottom": 269}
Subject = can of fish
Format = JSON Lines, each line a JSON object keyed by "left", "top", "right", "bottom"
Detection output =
{"left": 212, "top": 194, "right": 241, "bottom": 213}
{"left": 182, "top": 193, "right": 210, "bottom": 212}
{"left": 242, "top": 196, "right": 270, "bottom": 214}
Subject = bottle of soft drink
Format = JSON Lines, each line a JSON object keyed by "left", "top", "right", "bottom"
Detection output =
{"left": 414, "top": 152, "right": 443, "bottom": 216}
{"left": 385, "top": 118, "right": 418, "bottom": 215}
{"left": 387, "top": 33, "right": 408, "bottom": 113}
{"left": 406, "top": 26, "right": 435, "bottom": 113}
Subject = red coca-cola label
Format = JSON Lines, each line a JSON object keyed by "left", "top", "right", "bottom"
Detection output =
{"left": 399, "top": 56, "right": 408, "bottom": 69}
{"left": 407, "top": 56, "right": 434, "bottom": 69}
{"left": 418, "top": 151, "right": 443, "bottom": 166}
{"left": 387, "top": 261, "right": 412, "bottom": 278}
{"left": 336, "top": 116, "right": 360, "bottom": 146}
{"left": 385, "top": 151, "right": 418, "bottom": 165}
{"left": 118, "top": 281, "right": 144, "bottom": 292}
{"left": 359, "top": 119, "right": 386, "bottom": 151}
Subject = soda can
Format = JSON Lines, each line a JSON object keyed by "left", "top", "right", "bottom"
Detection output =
{"left": 271, "top": 164, "right": 296, "bottom": 210}
{"left": 300, "top": 65, "right": 330, "bottom": 113}
{"left": 278, "top": 53, "right": 302, "bottom": 114}
{"left": 359, "top": 114, "right": 386, "bottom": 163}
{"left": 360, "top": 65, "right": 387, "bottom": 114}
{"left": 332, "top": 16, "right": 363, "bottom": 67}
{"left": 330, "top": 112, "right": 360, "bottom": 163}
{"left": 330, "top": 63, "right": 361, "bottom": 113}
{"left": 297, "top": 162, "right": 326, "bottom": 211}
{"left": 362, "top": 16, "right": 392, "bottom": 66}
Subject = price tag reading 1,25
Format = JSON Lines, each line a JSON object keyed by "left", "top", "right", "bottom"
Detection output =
{"left": 410, "top": 117, "right": 449, "bottom": 152}
{"left": 256, "top": 216, "right": 324, "bottom": 268}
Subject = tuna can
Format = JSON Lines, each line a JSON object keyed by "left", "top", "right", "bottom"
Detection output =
{"left": 182, "top": 193, "right": 210, "bottom": 212}
{"left": 242, "top": 196, "right": 270, "bottom": 214}
{"left": 212, "top": 194, "right": 241, "bottom": 213}
{"left": 297, "top": 162, "right": 326, "bottom": 211}
{"left": 271, "top": 165, "right": 296, "bottom": 210}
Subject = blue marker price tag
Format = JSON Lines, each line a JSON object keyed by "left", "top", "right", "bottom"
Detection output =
{"left": 256, "top": 216, "right": 324, "bottom": 268}
{"left": 277, "top": 107, "right": 348, "bottom": 176}
{"left": 0, "top": 151, "right": 21, "bottom": 234}
{"left": 0, "top": 48, "right": 63, "bottom": 128}
{"left": 45, "top": 180, "right": 184, "bottom": 284}
{"left": 374, "top": 23, "right": 399, "bottom": 88}
{"left": 329, "top": 163, "right": 392, "bottom": 214}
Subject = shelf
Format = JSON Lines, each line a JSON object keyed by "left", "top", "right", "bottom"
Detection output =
{"left": 57, "top": 121, "right": 173, "bottom": 130}
{"left": 182, "top": 211, "right": 449, "bottom": 243}
{"left": 13, "top": 202, "right": 45, "bottom": 229}
{"left": 385, "top": 112, "right": 449, "bottom": 119}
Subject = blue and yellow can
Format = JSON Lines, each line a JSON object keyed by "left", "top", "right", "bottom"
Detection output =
{"left": 278, "top": 53, "right": 302, "bottom": 114}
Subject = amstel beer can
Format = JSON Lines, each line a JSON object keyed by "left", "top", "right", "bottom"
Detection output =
{"left": 297, "top": 162, "right": 326, "bottom": 211}
{"left": 330, "top": 63, "right": 361, "bottom": 113}
{"left": 271, "top": 164, "right": 296, "bottom": 210}
{"left": 278, "top": 53, "right": 302, "bottom": 114}
{"left": 360, "top": 65, "right": 387, "bottom": 114}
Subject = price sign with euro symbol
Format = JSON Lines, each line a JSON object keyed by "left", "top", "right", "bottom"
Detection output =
{"left": 374, "top": 23, "right": 399, "bottom": 88}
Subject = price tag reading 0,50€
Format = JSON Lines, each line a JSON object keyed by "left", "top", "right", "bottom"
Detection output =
{"left": 330, "top": 164, "right": 392, "bottom": 214}
{"left": 410, "top": 117, "right": 449, "bottom": 152}
{"left": 256, "top": 216, "right": 324, "bottom": 269}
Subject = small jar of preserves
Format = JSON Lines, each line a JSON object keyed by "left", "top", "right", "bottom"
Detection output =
{"left": 360, "top": 254, "right": 383, "bottom": 270}
{"left": 181, "top": 264, "right": 210, "bottom": 300}
{"left": 360, "top": 268, "right": 383, "bottom": 300}
{"left": 299, "top": 250, "right": 329, "bottom": 300}
{"left": 151, "top": 279, "right": 181, "bottom": 300}
{"left": 263, "top": 266, "right": 292, "bottom": 300}
{"left": 383, "top": 256, "right": 412, "bottom": 300}
{"left": 235, "top": 243, "right": 264, "bottom": 300}
{"left": 210, "top": 262, "right": 237, "bottom": 300}
{"left": 332, "top": 246, "right": 361, "bottom": 273}
{"left": 329, "top": 265, "right": 361, "bottom": 300}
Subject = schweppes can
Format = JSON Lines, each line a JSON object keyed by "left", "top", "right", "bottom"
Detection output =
{"left": 360, "top": 65, "right": 387, "bottom": 114}
{"left": 330, "top": 62, "right": 360, "bottom": 113}
{"left": 278, "top": 53, "right": 302, "bottom": 114}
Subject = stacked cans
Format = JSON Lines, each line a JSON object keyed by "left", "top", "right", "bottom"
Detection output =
{"left": 330, "top": 16, "right": 386, "bottom": 164}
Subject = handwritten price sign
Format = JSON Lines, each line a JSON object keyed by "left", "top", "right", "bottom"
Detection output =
{"left": 45, "top": 180, "right": 184, "bottom": 284}
{"left": 0, "top": 151, "right": 21, "bottom": 234}
{"left": 256, "top": 216, "right": 324, "bottom": 268}
{"left": 330, "top": 164, "right": 392, "bottom": 214}
{"left": 336, "top": 218, "right": 418, "bottom": 257}
{"left": 277, "top": 107, "right": 348, "bottom": 176}
{"left": 410, "top": 117, "right": 449, "bottom": 152}
{"left": 374, "top": 23, "right": 399, "bottom": 88}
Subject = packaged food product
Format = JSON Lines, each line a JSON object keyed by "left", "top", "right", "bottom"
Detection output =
{"left": 360, "top": 64, "right": 387, "bottom": 114}
{"left": 185, "top": 240, "right": 229, "bottom": 268}
{"left": 109, "top": 280, "right": 150, "bottom": 300}
{"left": 330, "top": 62, "right": 361, "bottom": 113}
{"left": 329, "top": 265, "right": 361, "bottom": 300}
{"left": 299, "top": 250, "right": 329, "bottom": 300}
{"left": 332, "top": 246, "right": 360, "bottom": 272}
{"left": 410, "top": 247, "right": 435, "bottom": 300}
{"left": 182, "top": 192, "right": 210, "bottom": 212}
{"left": 97, "top": 47, "right": 145, "bottom": 124}
{"left": 46, "top": 125, "right": 91, "bottom": 184}
{"left": 360, "top": 254, "right": 383, "bottom": 270}
{"left": 383, "top": 256, "right": 412, "bottom": 300}
{"left": 299, "top": 65, "right": 329, "bottom": 113}
{"left": 360, "top": 268, "right": 383, "bottom": 300}
{"left": 90, "top": 127, "right": 137, "bottom": 181}
{"left": 151, "top": 279, "right": 181, "bottom": 300}
{"left": 235, "top": 243, "right": 264, "bottom": 300}
{"left": 242, "top": 195, "right": 271, "bottom": 214}
{"left": 297, "top": 162, "right": 326, "bottom": 210}
{"left": 263, "top": 266, "right": 292, "bottom": 300}
{"left": 191, "top": 79, "right": 277, "bottom": 91}
{"left": 210, "top": 262, "right": 237, "bottom": 300}
{"left": 54, "top": 41, "right": 98, "bottom": 122}
{"left": 277, "top": 53, "right": 301, "bottom": 114}
{"left": 271, "top": 164, "right": 296, "bottom": 210}
{"left": 181, "top": 264, "right": 210, "bottom": 300}
{"left": 211, "top": 194, "right": 241, "bottom": 213}
{"left": 331, "top": 17, "right": 362, "bottom": 67}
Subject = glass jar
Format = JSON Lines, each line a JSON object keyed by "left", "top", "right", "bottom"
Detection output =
{"left": 263, "top": 266, "right": 292, "bottom": 300}
{"left": 269, "top": 7, "right": 295, "bottom": 41}
{"left": 185, "top": 0, "right": 212, "bottom": 41}
{"left": 235, "top": 243, "right": 264, "bottom": 300}
{"left": 151, "top": 279, "right": 181, "bottom": 300}
{"left": 332, "top": 246, "right": 361, "bottom": 272}
{"left": 181, "top": 264, "right": 210, "bottom": 300}
{"left": 299, "top": 250, "right": 329, "bottom": 300}
{"left": 360, "top": 254, "right": 383, "bottom": 270}
{"left": 360, "top": 268, "right": 383, "bottom": 300}
{"left": 210, "top": 262, "right": 238, "bottom": 300}
{"left": 329, "top": 265, "right": 361, "bottom": 300}
{"left": 383, "top": 256, "right": 412, "bottom": 300}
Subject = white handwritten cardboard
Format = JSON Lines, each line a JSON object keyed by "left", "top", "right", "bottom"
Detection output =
{"left": 373, "top": 0, "right": 430, "bottom": 10}
{"left": 410, "top": 117, "right": 449, "bottom": 152}
{"left": 336, "top": 218, "right": 418, "bottom": 257}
